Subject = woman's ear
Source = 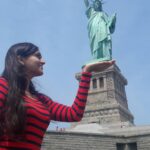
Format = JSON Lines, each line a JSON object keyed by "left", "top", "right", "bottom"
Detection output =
{"left": 17, "top": 56, "right": 25, "bottom": 65}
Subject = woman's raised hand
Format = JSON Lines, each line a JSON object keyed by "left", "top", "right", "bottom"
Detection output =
{"left": 82, "top": 60, "right": 115, "bottom": 72}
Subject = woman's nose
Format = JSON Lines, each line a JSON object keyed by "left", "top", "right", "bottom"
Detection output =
{"left": 40, "top": 59, "right": 45, "bottom": 65}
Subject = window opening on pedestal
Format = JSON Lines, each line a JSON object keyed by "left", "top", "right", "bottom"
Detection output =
{"left": 116, "top": 142, "right": 137, "bottom": 150}
{"left": 92, "top": 79, "right": 97, "bottom": 89}
{"left": 128, "top": 143, "right": 137, "bottom": 150}
{"left": 116, "top": 143, "right": 125, "bottom": 150}
{"left": 99, "top": 77, "right": 104, "bottom": 88}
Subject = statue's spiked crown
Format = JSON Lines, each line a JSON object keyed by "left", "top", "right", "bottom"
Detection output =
{"left": 92, "top": 0, "right": 103, "bottom": 4}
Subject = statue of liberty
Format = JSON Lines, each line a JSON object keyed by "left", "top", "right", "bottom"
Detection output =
{"left": 84, "top": 0, "right": 116, "bottom": 63}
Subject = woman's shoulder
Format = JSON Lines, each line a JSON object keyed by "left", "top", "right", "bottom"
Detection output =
{"left": 37, "top": 92, "right": 53, "bottom": 103}
{"left": 0, "top": 77, "right": 8, "bottom": 86}
{"left": 37, "top": 92, "right": 50, "bottom": 99}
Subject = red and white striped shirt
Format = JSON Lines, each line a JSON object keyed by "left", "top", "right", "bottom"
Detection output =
{"left": 0, "top": 72, "right": 91, "bottom": 150}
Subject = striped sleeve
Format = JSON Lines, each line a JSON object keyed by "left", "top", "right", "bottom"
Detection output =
{"left": 0, "top": 78, "right": 8, "bottom": 110}
{"left": 38, "top": 72, "right": 91, "bottom": 122}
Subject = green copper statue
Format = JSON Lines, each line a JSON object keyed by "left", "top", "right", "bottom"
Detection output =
{"left": 84, "top": 0, "right": 116, "bottom": 63}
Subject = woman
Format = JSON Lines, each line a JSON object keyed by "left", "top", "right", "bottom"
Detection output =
{"left": 0, "top": 42, "right": 114, "bottom": 149}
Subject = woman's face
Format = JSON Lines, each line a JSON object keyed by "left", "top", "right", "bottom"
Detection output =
{"left": 21, "top": 50, "right": 45, "bottom": 78}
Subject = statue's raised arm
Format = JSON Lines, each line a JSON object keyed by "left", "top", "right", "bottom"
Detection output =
{"left": 84, "top": 0, "right": 89, "bottom": 8}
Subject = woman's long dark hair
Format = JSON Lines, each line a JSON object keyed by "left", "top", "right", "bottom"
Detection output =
{"left": 0, "top": 42, "right": 39, "bottom": 138}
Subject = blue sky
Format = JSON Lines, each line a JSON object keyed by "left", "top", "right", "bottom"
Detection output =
{"left": 0, "top": 0, "right": 150, "bottom": 130}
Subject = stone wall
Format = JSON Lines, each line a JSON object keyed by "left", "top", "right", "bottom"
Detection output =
{"left": 41, "top": 131, "right": 150, "bottom": 150}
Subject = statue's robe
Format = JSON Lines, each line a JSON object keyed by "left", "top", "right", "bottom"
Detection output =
{"left": 86, "top": 7, "right": 116, "bottom": 61}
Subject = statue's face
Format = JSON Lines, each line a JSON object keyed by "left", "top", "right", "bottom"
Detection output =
{"left": 93, "top": 0, "right": 102, "bottom": 11}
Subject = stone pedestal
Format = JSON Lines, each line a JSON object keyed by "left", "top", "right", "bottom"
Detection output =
{"left": 71, "top": 63, "right": 134, "bottom": 128}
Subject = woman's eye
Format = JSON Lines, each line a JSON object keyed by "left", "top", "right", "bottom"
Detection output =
{"left": 38, "top": 55, "right": 42, "bottom": 59}
{"left": 35, "top": 54, "right": 42, "bottom": 59}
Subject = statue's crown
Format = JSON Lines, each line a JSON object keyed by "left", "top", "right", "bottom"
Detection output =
{"left": 93, "top": 0, "right": 103, "bottom": 4}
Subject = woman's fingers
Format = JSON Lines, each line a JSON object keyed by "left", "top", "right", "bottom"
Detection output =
{"left": 83, "top": 60, "right": 115, "bottom": 72}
